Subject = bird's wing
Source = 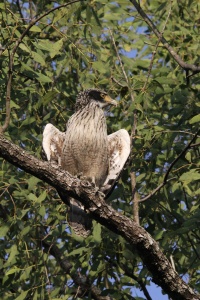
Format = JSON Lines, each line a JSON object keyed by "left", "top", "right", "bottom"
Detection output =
{"left": 101, "top": 129, "right": 131, "bottom": 196}
{"left": 42, "top": 123, "right": 65, "bottom": 165}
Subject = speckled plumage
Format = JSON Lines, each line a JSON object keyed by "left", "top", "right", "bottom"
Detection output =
{"left": 42, "top": 89, "right": 130, "bottom": 236}
{"left": 62, "top": 101, "right": 108, "bottom": 187}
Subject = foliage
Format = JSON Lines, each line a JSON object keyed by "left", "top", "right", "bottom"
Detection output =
{"left": 0, "top": 0, "right": 200, "bottom": 299}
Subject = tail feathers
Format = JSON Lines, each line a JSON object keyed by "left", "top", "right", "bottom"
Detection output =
{"left": 69, "top": 198, "right": 92, "bottom": 237}
{"left": 57, "top": 190, "right": 92, "bottom": 237}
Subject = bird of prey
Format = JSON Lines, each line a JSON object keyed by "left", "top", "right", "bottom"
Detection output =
{"left": 42, "top": 89, "right": 130, "bottom": 236}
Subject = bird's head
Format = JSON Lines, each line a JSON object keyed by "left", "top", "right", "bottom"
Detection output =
{"left": 75, "top": 88, "right": 117, "bottom": 111}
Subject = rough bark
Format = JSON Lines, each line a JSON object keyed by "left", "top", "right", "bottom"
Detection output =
{"left": 0, "top": 134, "right": 199, "bottom": 300}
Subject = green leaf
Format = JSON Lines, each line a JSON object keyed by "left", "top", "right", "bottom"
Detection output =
{"left": 92, "top": 222, "right": 101, "bottom": 243}
{"left": 28, "top": 25, "right": 41, "bottom": 32}
{"left": 68, "top": 247, "right": 86, "bottom": 256}
{"left": 28, "top": 177, "right": 41, "bottom": 191}
{"left": 10, "top": 100, "right": 20, "bottom": 109}
{"left": 5, "top": 266, "right": 21, "bottom": 276}
{"left": 189, "top": 114, "right": 200, "bottom": 124}
{"left": 33, "top": 39, "right": 53, "bottom": 52}
{"left": 19, "top": 43, "right": 30, "bottom": 53}
{"left": 31, "top": 51, "right": 46, "bottom": 66}
{"left": 15, "top": 291, "right": 28, "bottom": 300}
{"left": 180, "top": 169, "right": 200, "bottom": 183}
{"left": 50, "top": 39, "right": 64, "bottom": 58}
{"left": 27, "top": 193, "right": 38, "bottom": 202}
{"left": 37, "top": 191, "right": 47, "bottom": 203}
{"left": 39, "top": 205, "right": 46, "bottom": 217}
{"left": 0, "top": 3, "right": 6, "bottom": 9}
{"left": 0, "top": 225, "right": 9, "bottom": 237}
{"left": 20, "top": 225, "right": 31, "bottom": 237}
{"left": 6, "top": 244, "right": 19, "bottom": 266}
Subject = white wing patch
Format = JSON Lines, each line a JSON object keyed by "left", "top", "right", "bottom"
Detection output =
{"left": 101, "top": 129, "right": 130, "bottom": 195}
{"left": 42, "top": 123, "right": 65, "bottom": 165}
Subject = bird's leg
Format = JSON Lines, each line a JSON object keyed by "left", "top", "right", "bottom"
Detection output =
{"left": 79, "top": 175, "right": 96, "bottom": 187}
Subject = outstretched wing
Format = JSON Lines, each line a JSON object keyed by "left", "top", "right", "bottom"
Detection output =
{"left": 101, "top": 129, "right": 131, "bottom": 196}
{"left": 42, "top": 123, "right": 65, "bottom": 165}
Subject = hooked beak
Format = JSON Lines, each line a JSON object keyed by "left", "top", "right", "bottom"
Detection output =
{"left": 104, "top": 95, "right": 118, "bottom": 107}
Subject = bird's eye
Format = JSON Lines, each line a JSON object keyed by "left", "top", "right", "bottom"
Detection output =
{"left": 100, "top": 93, "right": 106, "bottom": 99}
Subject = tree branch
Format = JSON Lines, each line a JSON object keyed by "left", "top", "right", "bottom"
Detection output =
{"left": 42, "top": 241, "right": 112, "bottom": 300}
{"left": 0, "top": 135, "right": 199, "bottom": 300}
{"left": 137, "top": 130, "right": 199, "bottom": 202}
{"left": 164, "top": 130, "right": 200, "bottom": 183}
{"left": 130, "top": 0, "right": 200, "bottom": 76}
{"left": 138, "top": 177, "right": 176, "bottom": 203}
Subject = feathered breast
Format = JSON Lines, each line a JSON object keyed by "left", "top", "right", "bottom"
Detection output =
{"left": 61, "top": 102, "right": 109, "bottom": 187}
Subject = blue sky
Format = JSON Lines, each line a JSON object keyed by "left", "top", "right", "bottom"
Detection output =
{"left": 133, "top": 282, "right": 168, "bottom": 299}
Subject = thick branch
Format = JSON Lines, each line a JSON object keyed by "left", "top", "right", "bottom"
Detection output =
{"left": 130, "top": 0, "right": 200, "bottom": 75}
{"left": 0, "top": 136, "right": 199, "bottom": 300}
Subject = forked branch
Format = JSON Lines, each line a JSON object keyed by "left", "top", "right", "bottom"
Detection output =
{"left": 130, "top": 0, "right": 200, "bottom": 76}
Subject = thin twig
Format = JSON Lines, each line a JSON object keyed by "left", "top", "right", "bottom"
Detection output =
{"left": 111, "top": 76, "right": 127, "bottom": 87}
{"left": 138, "top": 177, "right": 176, "bottom": 203}
{"left": 139, "top": 131, "right": 199, "bottom": 202}
{"left": 105, "top": 257, "right": 152, "bottom": 300}
{"left": 129, "top": 0, "right": 200, "bottom": 76}
{"left": 0, "top": 0, "right": 83, "bottom": 134}
{"left": 109, "top": 29, "right": 139, "bottom": 223}
{"left": 29, "top": 0, "right": 33, "bottom": 21}
{"left": 131, "top": 172, "right": 139, "bottom": 224}
{"left": 109, "top": 28, "right": 134, "bottom": 103}
{"left": 164, "top": 130, "right": 199, "bottom": 183}
{"left": 42, "top": 240, "right": 112, "bottom": 300}
{"left": 142, "top": 1, "right": 173, "bottom": 91}
{"left": 0, "top": 49, "right": 12, "bottom": 134}
{"left": 190, "top": 142, "right": 200, "bottom": 148}
{"left": 16, "top": 0, "right": 26, "bottom": 25}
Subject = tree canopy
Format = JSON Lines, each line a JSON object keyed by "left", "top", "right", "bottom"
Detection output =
{"left": 0, "top": 1, "right": 200, "bottom": 299}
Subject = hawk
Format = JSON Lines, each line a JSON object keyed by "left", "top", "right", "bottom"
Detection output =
{"left": 42, "top": 89, "right": 130, "bottom": 236}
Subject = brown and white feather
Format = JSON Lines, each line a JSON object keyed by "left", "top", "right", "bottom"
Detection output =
{"left": 42, "top": 89, "right": 130, "bottom": 236}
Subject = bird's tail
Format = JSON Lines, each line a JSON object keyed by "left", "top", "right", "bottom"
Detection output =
{"left": 57, "top": 189, "right": 92, "bottom": 237}
{"left": 68, "top": 197, "right": 92, "bottom": 237}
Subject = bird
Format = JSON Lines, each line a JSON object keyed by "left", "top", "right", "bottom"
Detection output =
{"left": 42, "top": 88, "right": 130, "bottom": 236}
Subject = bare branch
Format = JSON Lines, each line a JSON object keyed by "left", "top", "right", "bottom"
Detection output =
{"left": 130, "top": 0, "right": 200, "bottom": 76}
{"left": 0, "top": 135, "right": 200, "bottom": 300}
